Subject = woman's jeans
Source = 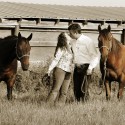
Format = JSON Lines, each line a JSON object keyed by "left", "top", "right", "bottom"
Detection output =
{"left": 47, "top": 67, "right": 71, "bottom": 104}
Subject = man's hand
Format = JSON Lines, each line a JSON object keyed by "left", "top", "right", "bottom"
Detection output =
{"left": 87, "top": 69, "right": 92, "bottom": 75}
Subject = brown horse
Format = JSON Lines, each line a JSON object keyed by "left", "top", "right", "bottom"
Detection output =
{"left": 0, "top": 32, "right": 32, "bottom": 100}
{"left": 98, "top": 25, "right": 125, "bottom": 100}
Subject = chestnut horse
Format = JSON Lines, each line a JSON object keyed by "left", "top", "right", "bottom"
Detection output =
{"left": 0, "top": 32, "right": 32, "bottom": 100}
{"left": 98, "top": 25, "right": 125, "bottom": 100}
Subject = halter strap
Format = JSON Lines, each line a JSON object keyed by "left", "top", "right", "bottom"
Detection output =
{"left": 99, "top": 46, "right": 110, "bottom": 51}
{"left": 99, "top": 34, "right": 113, "bottom": 52}
{"left": 16, "top": 53, "right": 30, "bottom": 60}
{"left": 15, "top": 41, "right": 30, "bottom": 60}
{"left": 99, "top": 38, "right": 112, "bottom": 52}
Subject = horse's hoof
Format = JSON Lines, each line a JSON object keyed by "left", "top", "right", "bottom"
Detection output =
{"left": 118, "top": 96, "right": 123, "bottom": 101}
{"left": 7, "top": 95, "right": 13, "bottom": 100}
{"left": 106, "top": 96, "right": 111, "bottom": 101}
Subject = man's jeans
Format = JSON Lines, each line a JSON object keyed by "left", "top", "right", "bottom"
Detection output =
{"left": 73, "top": 64, "right": 89, "bottom": 102}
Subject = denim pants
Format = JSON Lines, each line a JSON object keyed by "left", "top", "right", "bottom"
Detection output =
{"left": 47, "top": 67, "right": 71, "bottom": 104}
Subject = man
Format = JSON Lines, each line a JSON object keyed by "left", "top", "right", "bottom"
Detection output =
{"left": 68, "top": 23, "right": 99, "bottom": 102}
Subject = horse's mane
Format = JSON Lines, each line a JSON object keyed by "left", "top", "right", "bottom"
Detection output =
{"left": 0, "top": 35, "right": 18, "bottom": 47}
{"left": 112, "top": 37, "right": 122, "bottom": 53}
{"left": 4, "top": 35, "right": 18, "bottom": 41}
{"left": 101, "top": 29, "right": 109, "bottom": 38}
{"left": 0, "top": 35, "right": 18, "bottom": 59}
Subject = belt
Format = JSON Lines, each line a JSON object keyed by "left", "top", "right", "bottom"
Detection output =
{"left": 75, "top": 64, "right": 83, "bottom": 67}
{"left": 75, "top": 63, "right": 89, "bottom": 68}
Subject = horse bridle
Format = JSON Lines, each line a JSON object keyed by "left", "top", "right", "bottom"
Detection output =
{"left": 99, "top": 34, "right": 113, "bottom": 53}
{"left": 99, "top": 34, "right": 113, "bottom": 89}
{"left": 99, "top": 45, "right": 111, "bottom": 52}
{"left": 16, "top": 40, "right": 30, "bottom": 60}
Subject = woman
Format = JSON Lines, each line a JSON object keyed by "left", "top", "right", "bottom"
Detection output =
{"left": 46, "top": 32, "right": 73, "bottom": 106}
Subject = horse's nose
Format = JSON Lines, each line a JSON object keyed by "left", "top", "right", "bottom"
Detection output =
{"left": 101, "top": 54, "right": 108, "bottom": 62}
{"left": 22, "top": 64, "right": 29, "bottom": 71}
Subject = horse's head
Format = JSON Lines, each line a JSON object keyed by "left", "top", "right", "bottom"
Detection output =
{"left": 16, "top": 32, "right": 32, "bottom": 71}
{"left": 98, "top": 25, "right": 113, "bottom": 62}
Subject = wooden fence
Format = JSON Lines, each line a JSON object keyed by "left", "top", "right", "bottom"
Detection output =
{"left": 0, "top": 21, "right": 124, "bottom": 65}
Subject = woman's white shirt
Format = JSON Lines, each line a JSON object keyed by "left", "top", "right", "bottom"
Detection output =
{"left": 48, "top": 48, "right": 73, "bottom": 73}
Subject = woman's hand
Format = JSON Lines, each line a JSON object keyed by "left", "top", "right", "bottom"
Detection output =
{"left": 47, "top": 71, "right": 51, "bottom": 76}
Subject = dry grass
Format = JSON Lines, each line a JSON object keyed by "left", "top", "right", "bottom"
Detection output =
{"left": 0, "top": 60, "right": 125, "bottom": 125}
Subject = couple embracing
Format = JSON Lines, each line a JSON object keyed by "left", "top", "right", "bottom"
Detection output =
{"left": 46, "top": 23, "right": 99, "bottom": 106}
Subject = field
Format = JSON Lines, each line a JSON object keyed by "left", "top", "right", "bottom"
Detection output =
{"left": 0, "top": 60, "right": 125, "bottom": 125}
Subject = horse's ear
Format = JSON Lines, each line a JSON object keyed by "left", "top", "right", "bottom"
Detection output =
{"left": 27, "top": 33, "right": 33, "bottom": 41}
{"left": 98, "top": 25, "right": 101, "bottom": 33}
{"left": 108, "top": 25, "right": 111, "bottom": 32}
{"left": 18, "top": 32, "right": 21, "bottom": 39}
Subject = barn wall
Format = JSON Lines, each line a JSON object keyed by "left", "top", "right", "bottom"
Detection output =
{"left": 20, "top": 29, "right": 63, "bottom": 64}
{"left": 0, "top": 29, "right": 11, "bottom": 37}
{"left": 0, "top": 27, "right": 122, "bottom": 65}
{"left": 19, "top": 29, "right": 122, "bottom": 64}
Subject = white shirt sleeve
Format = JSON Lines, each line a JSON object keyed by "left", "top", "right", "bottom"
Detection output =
{"left": 48, "top": 48, "right": 63, "bottom": 73}
{"left": 70, "top": 40, "right": 76, "bottom": 63}
{"left": 87, "top": 39, "right": 99, "bottom": 70}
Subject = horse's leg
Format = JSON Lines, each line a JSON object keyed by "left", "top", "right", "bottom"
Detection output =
{"left": 105, "top": 80, "right": 111, "bottom": 100}
{"left": 6, "top": 75, "right": 16, "bottom": 100}
{"left": 117, "top": 82, "right": 124, "bottom": 100}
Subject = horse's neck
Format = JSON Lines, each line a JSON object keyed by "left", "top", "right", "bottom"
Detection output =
{"left": 112, "top": 38, "right": 121, "bottom": 52}
{"left": 0, "top": 40, "right": 17, "bottom": 65}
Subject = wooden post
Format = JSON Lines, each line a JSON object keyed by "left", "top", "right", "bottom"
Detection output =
{"left": 17, "top": 18, "right": 22, "bottom": 26}
{"left": 117, "top": 21, "right": 122, "bottom": 27}
{"left": 54, "top": 19, "right": 60, "bottom": 25}
{"left": 68, "top": 20, "right": 73, "bottom": 26}
{"left": 121, "top": 29, "right": 125, "bottom": 45}
{"left": 82, "top": 20, "right": 88, "bottom": 26}
{"left": 36, "top": 18, "right": 41, "bottom": 25}
{"left": 101, "top": 21, "right": 105, "bottom": 26}
{"left": 0, "top": 18, "right": 2, "bottom": 23}
{"left": 11, "top": 25, "right": 20, "bottom": 36}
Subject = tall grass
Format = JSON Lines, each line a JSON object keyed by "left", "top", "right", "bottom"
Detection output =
{"left": 0, "top": 59, "right": 125, "bottom": 125}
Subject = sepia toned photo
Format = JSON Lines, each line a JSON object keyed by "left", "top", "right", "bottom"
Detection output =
{"left": 0, "top": 0, "right": 125, "bottom": 125}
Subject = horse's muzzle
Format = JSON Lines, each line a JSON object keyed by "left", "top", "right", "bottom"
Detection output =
{"left": 22, "top": 64, "right": 29, "bottom": 71}
{"left": 101, "top": 54, "right": 108, "bottom": 62}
